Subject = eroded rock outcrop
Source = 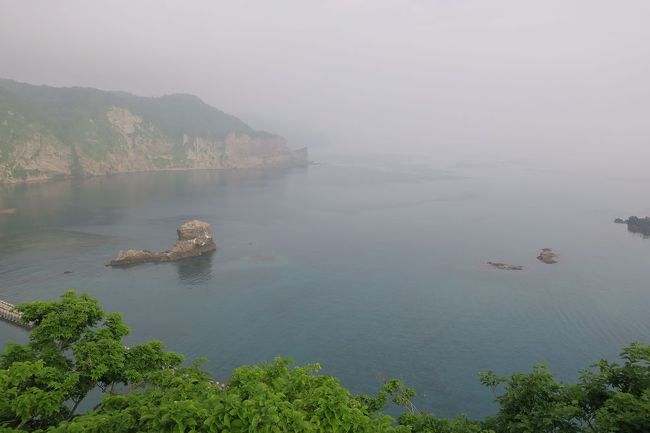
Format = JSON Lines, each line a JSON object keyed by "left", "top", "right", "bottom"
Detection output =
{"left": 109, "top": 220, "right": 216, "bottom": 266}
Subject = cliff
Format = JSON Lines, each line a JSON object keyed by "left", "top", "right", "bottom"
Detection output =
{"left": 0, "top": 79, "right": 308, "bottom": 183}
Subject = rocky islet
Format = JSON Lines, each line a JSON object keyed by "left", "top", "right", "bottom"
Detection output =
{"left": 109, "top": 220, "right": 217, "bottom": 266}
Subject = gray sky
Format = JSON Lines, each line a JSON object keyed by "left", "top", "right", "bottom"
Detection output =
{"left": 1, "top": 0, "right": 649, "bottom": 170}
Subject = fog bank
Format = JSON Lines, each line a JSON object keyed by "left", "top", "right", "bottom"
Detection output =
{"left": 1, "top": 0, "right": 648, "bottom": 174}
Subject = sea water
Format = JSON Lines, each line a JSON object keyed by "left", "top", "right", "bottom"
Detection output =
{"left": 1, "top": 155, "right": 648, "bottom": 418}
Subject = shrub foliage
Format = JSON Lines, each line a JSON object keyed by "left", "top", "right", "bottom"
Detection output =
{"left": 0, "top": 291, "right": 648, "bottom": 432}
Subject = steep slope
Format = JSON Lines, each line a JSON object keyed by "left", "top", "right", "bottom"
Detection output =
{"left": 0, "top": 79, "right": 308, "bottom": 183}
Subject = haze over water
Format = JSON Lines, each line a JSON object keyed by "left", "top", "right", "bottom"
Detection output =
{"left": 1, "top": 154, "right": 648, "bottom": 418}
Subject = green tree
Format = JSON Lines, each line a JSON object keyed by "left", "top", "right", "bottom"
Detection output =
{"left": 0, "top": 291, "right": 648, "bottom": 433}
{"left": 397, "top": 412, "right": 491, "bottom": 433}
{"left": 0, "top": 291, "right": 183, "bottom": 430}
{"left": 478, "top": 343, "right": 650, "bottom": 433}
{"left": 578, "top": 342, "right": 650, "bottom": 433}
{"left": 479, "top": 366, "right": 581, "bottom": 433}
{"left": 52, "top": 358, "right": 401, "bottom": 433}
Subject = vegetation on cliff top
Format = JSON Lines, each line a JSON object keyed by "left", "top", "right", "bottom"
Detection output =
{"left": 0, "top": 78, "right": 262, "bottom": 147}
{"left": 0, "top": 291, "right": 648, "bottom": 432}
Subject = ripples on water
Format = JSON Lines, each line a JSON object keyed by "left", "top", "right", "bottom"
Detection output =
{"left": 0, "top": 158, "right": 649, "bottom": 418}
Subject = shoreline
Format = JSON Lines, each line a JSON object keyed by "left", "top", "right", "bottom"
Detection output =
{"left": 0, "top": 159, "right": 314, "bottom": 186}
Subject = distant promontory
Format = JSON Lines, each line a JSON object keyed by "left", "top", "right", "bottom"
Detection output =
{"left": 0, "top": 79, "right": 308, "bottom": 183}
{"left": 615, "top": 216, "right": 650, "bottom": 237}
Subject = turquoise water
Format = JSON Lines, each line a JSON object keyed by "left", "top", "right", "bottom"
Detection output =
{"left": 0, "top": 158, "right": 649, "bottom": 418}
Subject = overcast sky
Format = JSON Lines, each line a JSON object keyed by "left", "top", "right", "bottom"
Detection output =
{"left": 1, "top": 0, "right": 648, "bottom": 170}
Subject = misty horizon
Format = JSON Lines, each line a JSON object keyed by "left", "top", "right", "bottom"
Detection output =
{"left": 1, "top": 0, "right": 649, "bottom": 172}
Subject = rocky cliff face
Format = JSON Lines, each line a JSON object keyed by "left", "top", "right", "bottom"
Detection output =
{"left": 0, "top": 80, "right": 309, "bottom": 183}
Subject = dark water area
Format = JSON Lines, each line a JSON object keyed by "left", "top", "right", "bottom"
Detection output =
{"left": 1, "top": 157, "right": 649, "bottom": 418}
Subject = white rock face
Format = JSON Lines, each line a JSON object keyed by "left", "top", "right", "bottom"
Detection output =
{"left": 1, "top": 106, "right": 309, "bottom": 183}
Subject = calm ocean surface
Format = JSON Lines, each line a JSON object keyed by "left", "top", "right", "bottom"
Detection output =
{"left": 0, "top": 155, "right": 648, "bottom": 418}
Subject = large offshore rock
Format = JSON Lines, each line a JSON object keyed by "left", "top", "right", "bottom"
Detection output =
{"left": 109, "top": 220, "right": 216, "bottom": 266}
{"left": 177, "top": 220, "right": 213, "bottom": 241}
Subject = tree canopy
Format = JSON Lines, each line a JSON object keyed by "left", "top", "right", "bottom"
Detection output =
{"left": 0, "top": 291, "right": 648, "bottom": 432}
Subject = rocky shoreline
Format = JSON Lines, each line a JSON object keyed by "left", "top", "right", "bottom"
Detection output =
{"left": 0, "top": 160, "right": 312, "bottom": 186}
{"left": 615, "top": 216, "right": 650, "bottom": 237}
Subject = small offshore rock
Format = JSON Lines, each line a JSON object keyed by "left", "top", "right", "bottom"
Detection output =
{"left": 488, "top": 261, "right": 523, "bottom": 271}
{"left": 537, "top": 248, "right": 558, "bottom": 264}
{"left": 109, "top": 220, "right": 216, "bottom": 266}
